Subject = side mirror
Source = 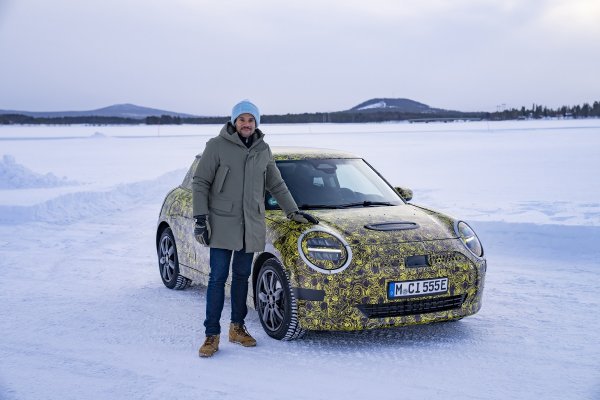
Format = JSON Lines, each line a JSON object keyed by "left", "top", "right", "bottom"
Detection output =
{"left": 394, "top": 186, "right": 413, "bottom": 202}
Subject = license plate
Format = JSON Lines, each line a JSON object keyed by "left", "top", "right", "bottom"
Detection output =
{"left": 387, "top": 277, "right": 448, "bottom": 299}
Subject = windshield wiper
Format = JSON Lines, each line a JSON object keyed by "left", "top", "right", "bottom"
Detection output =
{"left": 298, "top": 201, "right": 395, "bottom": 210}
{"left": 339, "top": 201, "right": 395, "bottom": 208}
{"left": 298, "top": 204, "right": 345, "bottom": 210}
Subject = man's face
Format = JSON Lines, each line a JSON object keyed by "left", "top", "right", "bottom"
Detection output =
{"left": 235, "top": 113, "right": 256, "bottom": 138}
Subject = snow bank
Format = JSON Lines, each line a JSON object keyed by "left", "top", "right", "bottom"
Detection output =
{"left": 0, "top": 154, "right": 79, "bottom": 189}
{"left": 0, "top": 169, "right": 186, "bottom": 224}
{"left": 89, "top": 131, "right": 110, "bottom": 139}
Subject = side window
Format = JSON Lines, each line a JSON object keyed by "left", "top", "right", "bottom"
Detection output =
{"left": 265, "top": 192, "right": 279, "bottom": 210}
{"left": 181, "top": 156, "right": 201, "bottom": 190}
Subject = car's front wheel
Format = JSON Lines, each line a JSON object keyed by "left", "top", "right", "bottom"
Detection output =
{"left": 256, "top": 259, "right": 305, "bottom": 340}
{"left": 157, "top": 227, "right": 190, "bottom": 290}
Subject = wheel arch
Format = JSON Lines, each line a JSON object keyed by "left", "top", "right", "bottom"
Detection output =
{"left": 156, "top": 221, "right": 170, "bottom": 249}
{"left": 253, "top": 255, "right": 306, "bottom": 340}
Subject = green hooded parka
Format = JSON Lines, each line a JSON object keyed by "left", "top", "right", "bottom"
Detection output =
{"left": 192, "top": 123, "right": 298, "bottom": 252}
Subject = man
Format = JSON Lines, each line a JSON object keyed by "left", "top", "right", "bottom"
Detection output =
{"left": 192, "top": 100, "right": 318, "bottom": 358}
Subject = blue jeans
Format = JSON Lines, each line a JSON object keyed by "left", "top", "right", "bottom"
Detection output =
{"left": 204, "top": 247, "right": 254, "bottom": 336}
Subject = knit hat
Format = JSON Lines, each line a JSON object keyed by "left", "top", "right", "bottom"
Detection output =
{"left": 231, "top": 100, "right": 260, "bottom": 126}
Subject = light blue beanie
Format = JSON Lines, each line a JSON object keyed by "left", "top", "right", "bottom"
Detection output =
{"left": 231, "top": 100, "right": 260, "bottom": 126}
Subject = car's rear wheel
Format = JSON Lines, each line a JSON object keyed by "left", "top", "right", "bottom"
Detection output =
{"left": 256, "top": 259, "right": 306, "bottom": 340}
{"left": 157, "top": 227, "right": 190, "bottom": 290}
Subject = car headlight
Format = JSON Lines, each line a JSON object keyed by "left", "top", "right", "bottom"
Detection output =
{"left": 298, "top": 228, "right": 352, "bottom": 274}
{"left": 455, "top": 221, "right": 484, "bottom": 258}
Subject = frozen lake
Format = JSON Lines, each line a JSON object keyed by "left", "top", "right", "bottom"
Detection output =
{"left": 1, "top": 119, "right": 599, "bottom": 399}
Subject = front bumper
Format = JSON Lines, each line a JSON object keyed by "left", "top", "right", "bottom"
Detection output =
{"left": 288, "top": 240, "right": 486, "bottom": 331}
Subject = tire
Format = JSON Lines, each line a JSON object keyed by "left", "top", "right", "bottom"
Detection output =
{"left": 157, "top": 227, "right": 190, "bottom": 290}
{"left": 256, "top": 259, "right": 306, "bottom": 340}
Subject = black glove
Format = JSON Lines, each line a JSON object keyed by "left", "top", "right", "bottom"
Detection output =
{"left": 287, "top": 211, "right": 319, "bottom": 224}
{"left": 194, "top": 215, "right": 211, "bottom": 245}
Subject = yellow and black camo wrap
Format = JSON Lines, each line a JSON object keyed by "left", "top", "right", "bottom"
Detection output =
{"left": 272, "top": 147, "right": 358, "bottom": 161}
{"left": 157, "top": 148, "right": 486, "bottom": 333}
{"left": 157, "top": 187, "right": 210, "bottom": 285}
{"left": 264, "top": 207, "right": 486, "bottom": 331}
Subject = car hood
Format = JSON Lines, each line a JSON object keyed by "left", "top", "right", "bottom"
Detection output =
{"left": 269, "top": 205, "right": 458, "bottom": 246}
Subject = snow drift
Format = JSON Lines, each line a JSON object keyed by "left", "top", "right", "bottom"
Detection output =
{"left": 0, "top": 154, "right": 79, "bottom": 189}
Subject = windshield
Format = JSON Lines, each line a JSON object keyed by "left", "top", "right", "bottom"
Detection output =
{"left": 266, "top": 158, "right": 403, "bottom": 210}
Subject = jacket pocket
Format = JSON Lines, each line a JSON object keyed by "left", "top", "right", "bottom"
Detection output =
{"left": 211, "top": 198, "right": 233, "bottom": 214}
{"left": 213, "top": 165, "right": 230, "bottom": 193}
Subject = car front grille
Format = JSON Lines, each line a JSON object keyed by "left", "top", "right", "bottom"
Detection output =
{"left": 356, "top": 294, "right": 467, "bottom": 319}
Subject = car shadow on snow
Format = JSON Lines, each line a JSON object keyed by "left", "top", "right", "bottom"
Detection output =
{"left": 243, "top": 318, "right": 484, "bottom": 366}
{"left": 298, "top": 319, "right": 477, "bottom": 349}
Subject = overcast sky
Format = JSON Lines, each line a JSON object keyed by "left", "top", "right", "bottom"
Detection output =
{"left": 1, "top": 0, "right": 598, "bottom": 115}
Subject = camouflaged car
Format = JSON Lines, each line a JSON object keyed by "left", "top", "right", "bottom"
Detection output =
{"left": 156, "top": 147, "right": 486, "bottom": 340}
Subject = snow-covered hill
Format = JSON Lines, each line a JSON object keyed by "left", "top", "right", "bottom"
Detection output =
{"left": 351, "top": 97, "right": 435, "bottom": 112}
{"left": 0, "top": 103, "right": 198, "bottom": 119}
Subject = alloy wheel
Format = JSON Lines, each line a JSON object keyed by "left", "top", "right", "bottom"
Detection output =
{"left": 159, "top": 234, "right": 176, "bottom": 282}
{"left": 257, "top": 269, "right": 286, "bottom": 332}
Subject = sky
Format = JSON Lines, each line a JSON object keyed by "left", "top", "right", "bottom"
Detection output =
{"left": 1, "top": 0, "right": 599, "bottom": 116}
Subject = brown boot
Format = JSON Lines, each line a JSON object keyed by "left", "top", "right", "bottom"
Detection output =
{"left": 229, "top": 323, "right": 257, "bottom": 347}
{"left": 199, "top": 335, "right": 220, "bottom": 357}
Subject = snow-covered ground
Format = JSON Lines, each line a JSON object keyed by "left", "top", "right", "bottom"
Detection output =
{"left": 1, "top": 120, "right": 599, "bottom": 399}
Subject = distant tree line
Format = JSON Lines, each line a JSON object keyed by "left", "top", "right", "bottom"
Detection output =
{"left": 1, "top": 101, "right": 598, "bottom": 125}
{"left": 0, "top": 114, "right": 140, "bottom": 125}
{"left": 146, "top": 115, "right": 228, "bottom": 125}
{"left": 487, "top": 101, "right": 600, "bottom": 120}
{"left": 261, "top": 110, "right": 486, "bottom": 123}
